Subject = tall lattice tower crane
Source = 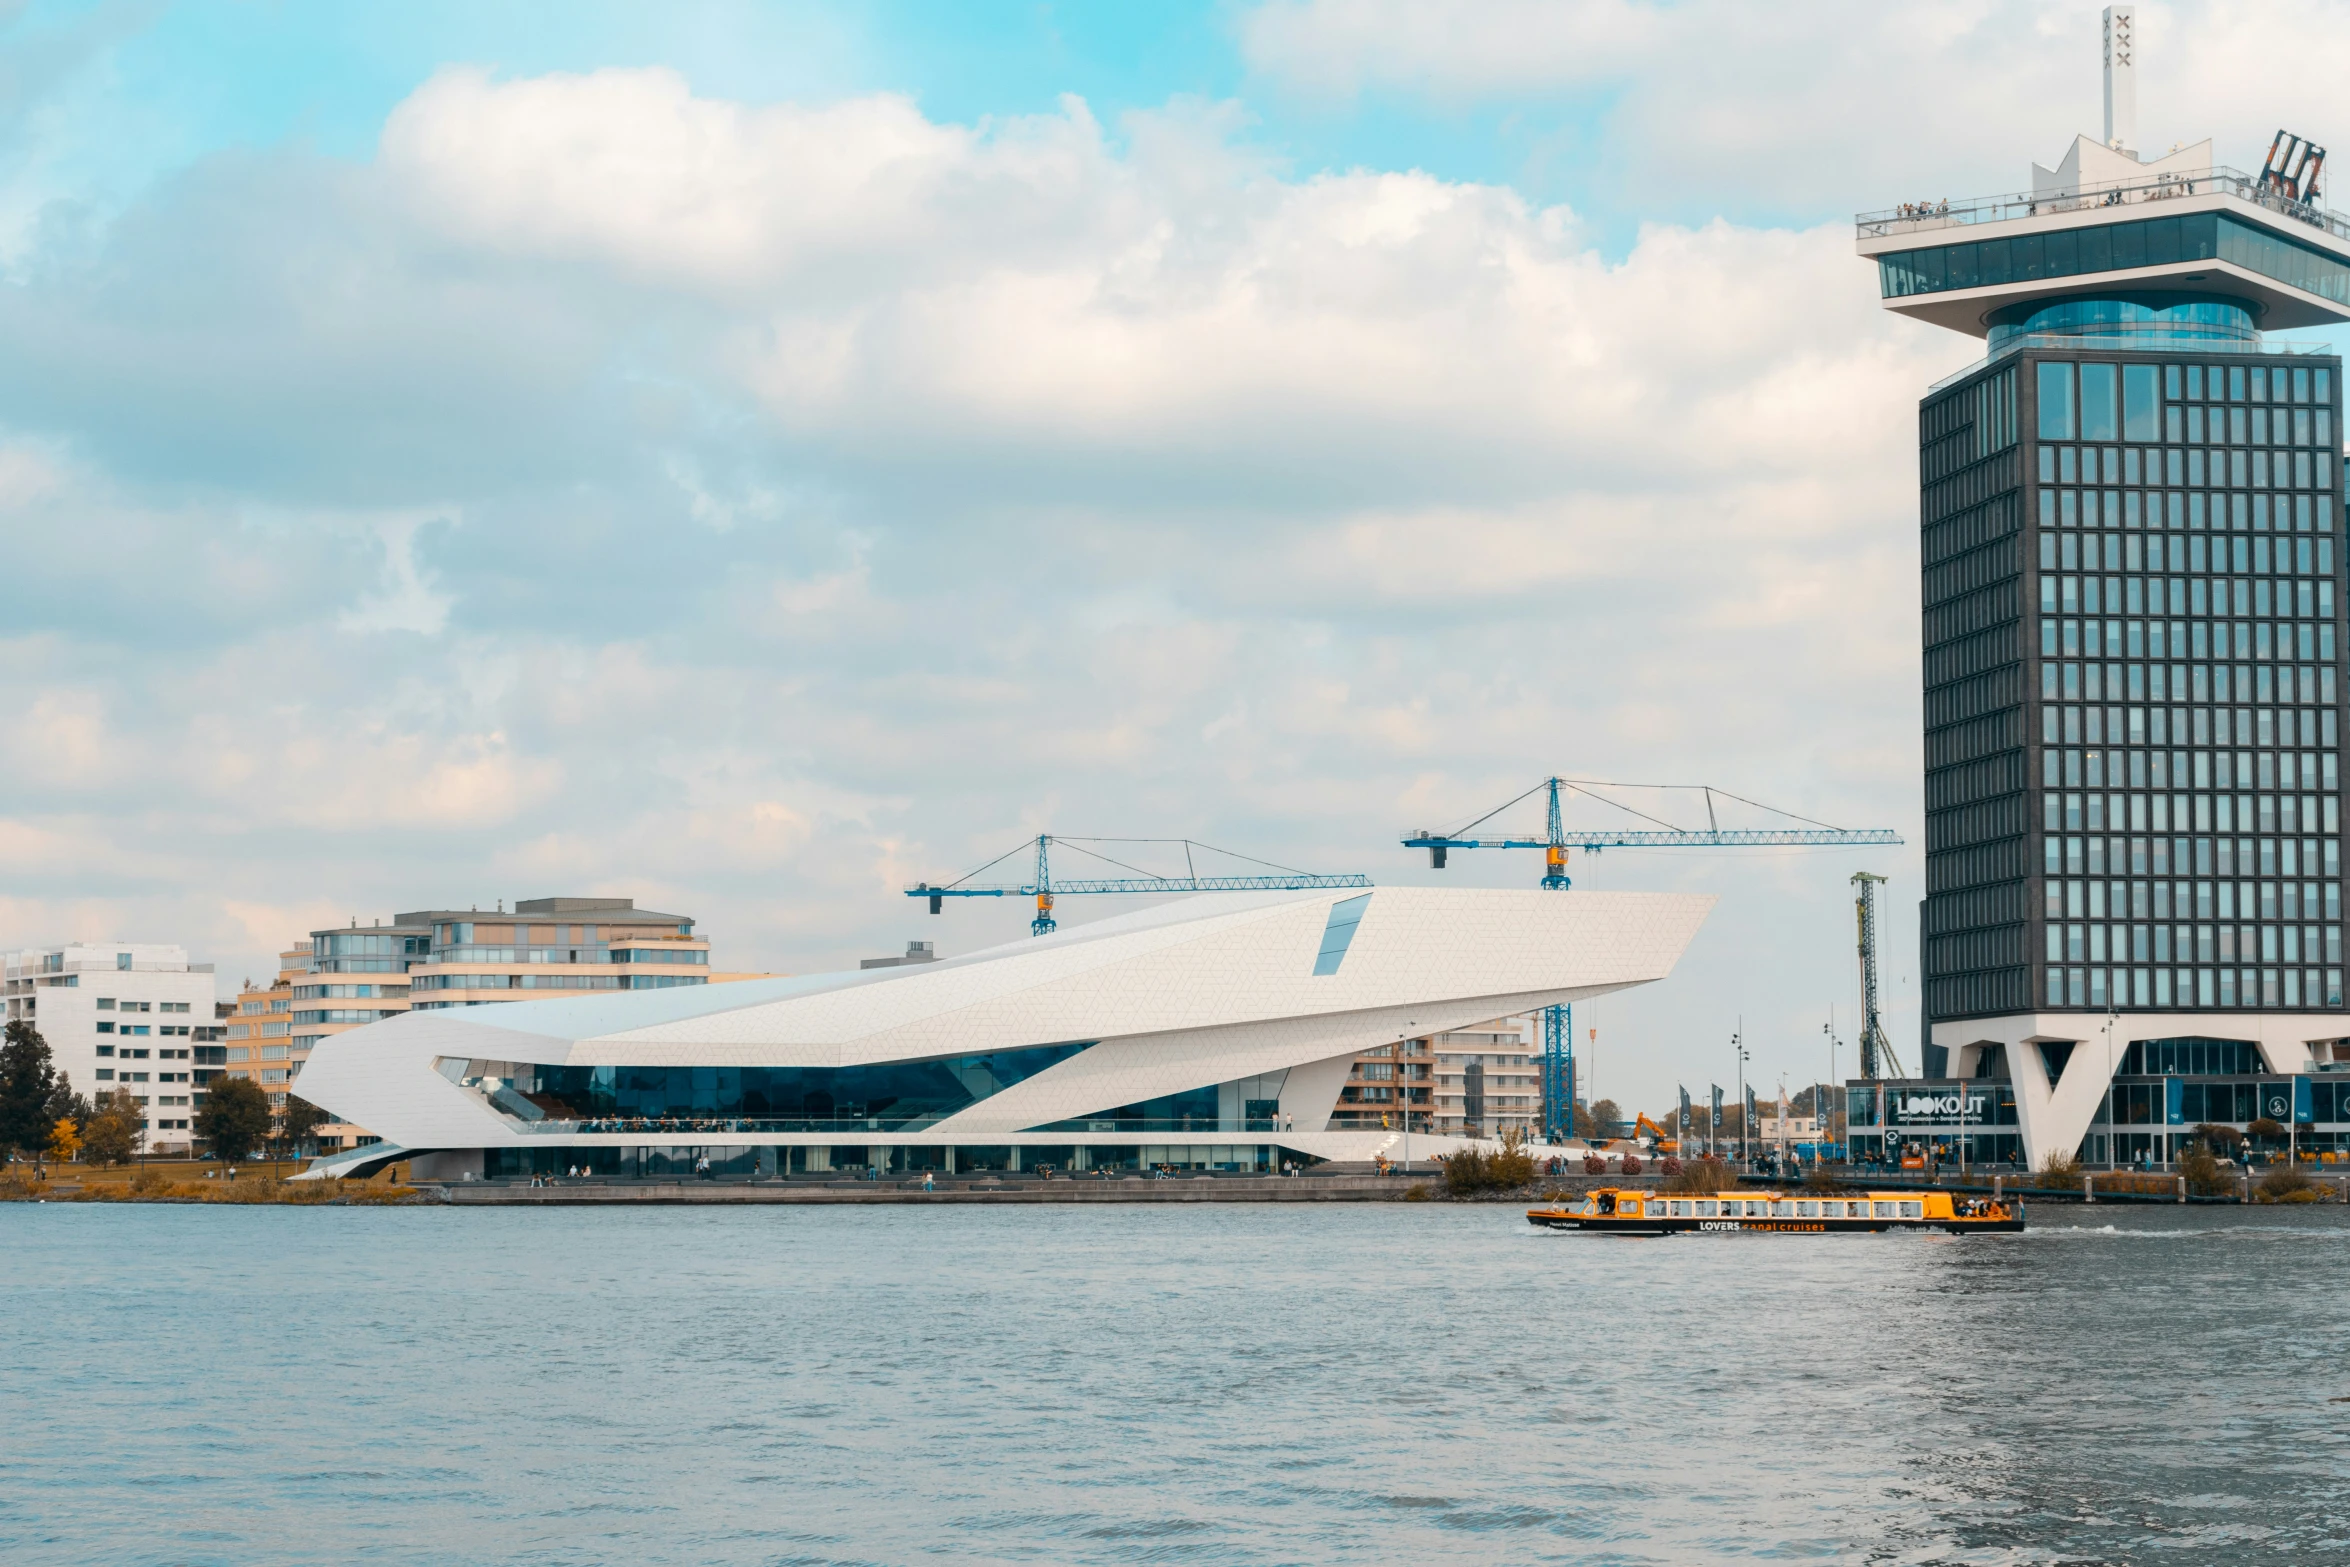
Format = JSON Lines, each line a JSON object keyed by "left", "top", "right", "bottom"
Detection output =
{"left": 1851, "top": 871, "right": 1903, "bottom": 1079}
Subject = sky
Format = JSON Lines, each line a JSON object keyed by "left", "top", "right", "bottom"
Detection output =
{"left": 8, "top": 0, "right": 2350, "bottom": 1117}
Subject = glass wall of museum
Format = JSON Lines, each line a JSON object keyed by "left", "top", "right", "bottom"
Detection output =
{"left": 2018, "top": 352, "right": 2349, "bottom": 1012}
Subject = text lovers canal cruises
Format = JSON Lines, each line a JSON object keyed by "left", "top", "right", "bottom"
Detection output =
{"left": 1526, "top": 1187, "right": 2025, "bottom": 1235}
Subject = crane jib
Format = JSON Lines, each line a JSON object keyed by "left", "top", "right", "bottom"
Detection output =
{"left": 1402, "top": 830, "right": 1902, "bottom": 850}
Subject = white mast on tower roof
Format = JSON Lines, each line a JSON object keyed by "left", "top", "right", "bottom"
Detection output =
{"left": 2102, "top": 4, "right": 2136, "bottom": 157}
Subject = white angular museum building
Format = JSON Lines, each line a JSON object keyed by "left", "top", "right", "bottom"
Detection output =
{"left": 297, "top": 886, "right": 1711, "bottom": 1180}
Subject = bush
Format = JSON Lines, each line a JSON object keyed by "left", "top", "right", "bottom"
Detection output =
{"left": 2257, "top": 1163, "right": 2321, "bottom": 1202}
{"left": 2036, "top": 1149, "right": 2083, "bottom": 1192}
{"left": 2180, "top": 1141, "right": 2234, "bottom": 1197}
{"left": 1582, "top": 1154, "right": 1606, "bottom": 1175}
{"left": 1489, "top": 1128, "right": 1535, "bottom": 1189}
{"left": 1445, "top": 1130, "right": 1537, "bottom": 1196}
{"left": 1663, "top": 1157, "right": 1734, "bottom": 1194}
{"left": 1658, "top": 1156, "right": 1681, "bottom": 1177}
{"left": 1619, "top": 1153, "right": 1643, "bottom": 1175}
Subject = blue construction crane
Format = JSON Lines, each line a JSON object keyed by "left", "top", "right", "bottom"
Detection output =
{"left": 910, "top": 835, "right": 1372, "bottom": 936}
{"left": 1404, "top": 777, "right": 1902, "bottom": 1147}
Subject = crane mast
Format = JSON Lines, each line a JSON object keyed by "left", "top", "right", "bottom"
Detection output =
{"left": 1852, "top": 871, "right": 1903, "bottom": 1079}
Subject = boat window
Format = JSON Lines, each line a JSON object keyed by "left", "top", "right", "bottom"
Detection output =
{"left": 1841, "top": 1201, "right": 1863, "bottom": 1217}
{"left": 1694, "top": 1200, "right": 1716, "bottom": 1217}
{"left": 1741, "top": 1200, "right": 1763, "bottom": 1217}
{"left": 1795, "top": 1200, "right": 1817, "bottom": 1217}
{"left": 1899, "top": 1201, "right": 1923, "bottom": 1218}
{"left": 1620, "top": 1198, "right": 1641, "bottom": 1215}
{"left": 1769, "top": 1201, "right": 1794, "bottom": 1217}
{"left": 1669, "top": 1200, "right": 1691, "bottom": 1216}
{"left": 1872, "top": 1201, "right": 1896, "bottom": 1218}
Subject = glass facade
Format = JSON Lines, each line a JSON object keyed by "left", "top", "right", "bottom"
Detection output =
{"left": 481, "top": 1142, "right": 1304, "bottom": 1180}
{"left": 451, "top": 1046, "right": 1302, "bottom": 1136}
{"left": 1878, "top": 212, "right": 2350, "bottom": 310}
{"left": 1845, "top": 1080, "right": 2023, "bottom": 1166}
{"left": 1841, "top": 1049, "right": 2350, "bottom": 1167}
{"left": 1989, "top": 297, "right": 2255, "bottom": 353}
{"left": 454, "top": 1043, "right": 1093, "bottom": 1132}
{"left": 1921, "top": 348, "right": 2348, "bottom": 1021}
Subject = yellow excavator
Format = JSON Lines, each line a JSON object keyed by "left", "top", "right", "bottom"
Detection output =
{"left": 1633, "top": 1113, "right": 1680, "bottom": 1155}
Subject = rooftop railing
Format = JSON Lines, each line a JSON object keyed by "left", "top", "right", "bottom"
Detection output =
{"left": 1858, "top": 166, "right": 2350, "bottom": 248}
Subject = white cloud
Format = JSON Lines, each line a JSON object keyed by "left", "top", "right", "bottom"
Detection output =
{"left": 0, "top": 62, "right": 1960, "bottom": 1113}
{"left": 339, "top": 511, "right": 456, "bottom": 635}
{"left": 1238, "top": 0, "right": 2350, "bottom": 223}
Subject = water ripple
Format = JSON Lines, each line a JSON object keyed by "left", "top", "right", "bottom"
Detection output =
{"left": 4, "top": 1203, "right": 2348, "bottom": 1564}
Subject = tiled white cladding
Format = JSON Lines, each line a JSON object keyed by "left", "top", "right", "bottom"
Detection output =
{"left": 297, "top": 887, "right": 1712, "bottom": 1152}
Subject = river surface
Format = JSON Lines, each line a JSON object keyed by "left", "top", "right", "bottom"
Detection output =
{"left": 4, "top": 1200, "right": 2348, "bottom": 1565}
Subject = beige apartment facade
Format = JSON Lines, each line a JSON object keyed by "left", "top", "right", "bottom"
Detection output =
{"left": 225, "top": 939, "right": 373, "bottom": 1152}
{"left": 1324, "top": 1013, "right": 1541, "bottom": 1139}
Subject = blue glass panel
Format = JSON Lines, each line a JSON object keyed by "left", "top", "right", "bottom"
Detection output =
{"left": 2123, "top": 363, "right": 2160, "bottom": 439}
{"left": 2038, "top": 361, "right": 2075, "bottom": 440}
{"left": 1312, "top": 894, "right": 1372, "bottom": 976}
{"left": 491, "top": 1040, "right": 1095, "bottom": 1132}
{"left": 2080, "top": 362, "right": 2119, "bottom": 441}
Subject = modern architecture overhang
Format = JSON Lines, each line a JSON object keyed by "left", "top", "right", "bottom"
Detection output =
{"left": 1856, "top": 171, "right": 2350, "bottom": 336}
{"left": 294, "top": 885, "right": 1714, "bottom": 1153}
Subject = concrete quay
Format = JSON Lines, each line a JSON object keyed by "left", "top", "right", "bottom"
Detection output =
{"left": 434, "top": 1171, "right": 1482, "bottom": 1204}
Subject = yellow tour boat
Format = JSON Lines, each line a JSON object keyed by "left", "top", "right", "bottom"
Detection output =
{"left": 1525, "top": 1187, "right": 2025, "bottom": 1235}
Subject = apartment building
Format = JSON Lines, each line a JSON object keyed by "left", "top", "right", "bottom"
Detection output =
{"left": 225, "top": 938, "right": 371, "bottom": 1151}
{"left": 231, "top": 896, "right": 745, "bottom": 1151}
{"left": 1329, "top": 1036, "right": 1434, "bottom": 1130}
{"left": 1430, "top": 1016, "right": 1542, "bottom": 1139}
{"left": 1320, "top": 1015, "right": 1541, "bottom": 1138}
{"left": 2, "top": 943, "right": 222, "bottom": 1156}
{"left": 403, "top": 896, "right": 720, "bottom": 1009}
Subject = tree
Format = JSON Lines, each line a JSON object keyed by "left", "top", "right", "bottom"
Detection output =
{"left": 82, "top": 1089, "right": 144, "bottom": 1166}
{"left": 0, "top": 1019, "right": 58, "bottom": 1159}
{"left": 277, "top": 1094, "right": 328, "bottom": 1158}
{"left": 43, "top": 1070, "right": 90, "bottom": 1135}
{"left": 195, "top": 1076, "right": 272, "bottom": 1163}
{"left": 1569, "top": 1098, "right": 1626, "bottom": 1139}
{"left": 46, "top": 1117, "right": 81, "bottom": 1165}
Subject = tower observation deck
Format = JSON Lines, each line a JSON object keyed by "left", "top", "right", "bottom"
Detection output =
{"left": 1855, "top": 4, "right": 2350, "bottom": 1169}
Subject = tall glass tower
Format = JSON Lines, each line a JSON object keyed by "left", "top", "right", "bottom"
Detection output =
{"left": 1852, "top": 6, "right": 2350, "bottom": 1168}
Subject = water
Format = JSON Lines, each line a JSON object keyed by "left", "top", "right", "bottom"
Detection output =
{"left": 4, "top": 1201, "right": 2349, "bottom": 1566}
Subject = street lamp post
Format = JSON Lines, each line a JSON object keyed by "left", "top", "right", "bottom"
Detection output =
{"left": 1822, "top": 1018, "right": 1840, "bottom": 1165}
{"left": 1733, "top": 1027, "right": 1750, "bottom": 1169}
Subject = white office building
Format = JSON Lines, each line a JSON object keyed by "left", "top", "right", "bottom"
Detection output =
{"left": 3, "top": 944, "right": 223, "bottom": 1156}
